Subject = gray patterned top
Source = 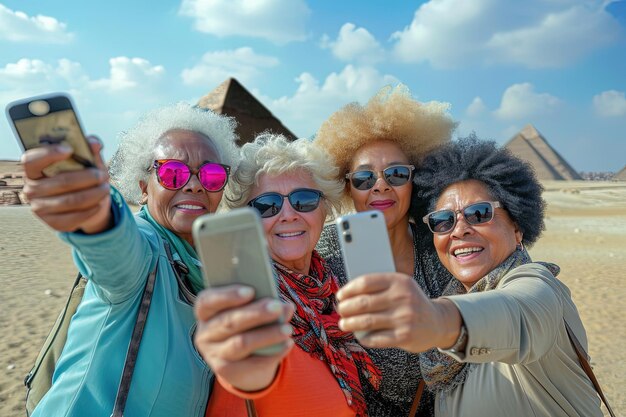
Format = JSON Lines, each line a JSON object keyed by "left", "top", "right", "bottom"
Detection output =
{"left": 316, "top": 222, "right": 453, "bottom": 417}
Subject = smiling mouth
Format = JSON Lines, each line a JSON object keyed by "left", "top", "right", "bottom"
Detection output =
{"left": 176, "top": 204, "right": 205, "bottom": 210}
{"left": 277, "top": 231, "right": 305, "bottom": 238}
{"left": 453, "top": 247, "right": 484, "bottom": 257}
{"left": 370, "top": 200, "right": 395, "bottom": 208}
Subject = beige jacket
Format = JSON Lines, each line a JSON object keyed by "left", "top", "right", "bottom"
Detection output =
{"left": 437, "top": 263, "right": 602, "bottom": 417}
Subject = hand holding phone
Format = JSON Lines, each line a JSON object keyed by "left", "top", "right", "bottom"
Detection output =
{"left": 192, "top": 207, "right": 286, "bottom": 356}
{"left": 10, "top": 93, "right": 111, "bottom": 233}
{"left": 6, "top": 93, "right": 95, "bottom": 177}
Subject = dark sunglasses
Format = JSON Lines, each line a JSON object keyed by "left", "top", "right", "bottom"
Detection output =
{"left": 149, "top": 159, "right": 230, "bottom": 192}
{"left": 247, "top": 188, "right": 324, "bottom": 218}
{"left": 423, "top": 201, "right": 502, "bottom": 234}
{"left": 346, "top": 164, "right": 415, "bottom": 190}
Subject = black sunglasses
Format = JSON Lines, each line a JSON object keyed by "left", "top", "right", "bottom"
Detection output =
{"left": 423, "top": 201, "right": 502, "bottom": 234}
{"left": 346, "top": 164, "right": 415, "bottom": 190}
{"left": 247, "top": 188, "right": 324, "bottom": 218}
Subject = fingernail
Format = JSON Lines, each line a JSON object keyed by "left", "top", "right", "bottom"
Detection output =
{"left": 266, "top": 300, "right": 282, "bottom": 313}
{"left": 280, "top": 324, "right": 293, "bottom": 335}
{"left": 237, "top": 287, "right": 254, "bottom": 298}
{"left": 88, "top": 136, "right": 103, "bottom": 147}
{"left": 57, "top": 144, "right": 72, "bottom": 153}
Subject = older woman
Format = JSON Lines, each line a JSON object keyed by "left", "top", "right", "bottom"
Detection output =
{"left": 314, "top": 85, "right": 456, "bottom": 417}
{"left": 336, "top": 137, "right": 604, "bottom": 417}
{"left": 194, "top": 134, "right": 380, "bottom": 417}
{"left": 21, "top": 103, "right": 239, "bottom": 417}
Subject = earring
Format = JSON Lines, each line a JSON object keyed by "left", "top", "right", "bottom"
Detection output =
{"left": 516, "top": 241, "right": 525, "bottom": 251}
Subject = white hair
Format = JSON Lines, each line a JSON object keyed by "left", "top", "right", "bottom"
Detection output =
{"left": 109, "top": 103, "right": 240, "bottom": 204}
{"left": 225, "top": 134, "right": 344, "bottom": 219}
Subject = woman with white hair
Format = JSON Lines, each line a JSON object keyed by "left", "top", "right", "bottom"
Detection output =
{"left": 194, "top": 134, "right": 381, "bottom": 417}
{"left": 21, "top": 103, "right": 239, "bottom": 417}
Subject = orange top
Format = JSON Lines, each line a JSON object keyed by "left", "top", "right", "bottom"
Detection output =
{"left": 205, "top": 346, "right": 355, "bottom": 417}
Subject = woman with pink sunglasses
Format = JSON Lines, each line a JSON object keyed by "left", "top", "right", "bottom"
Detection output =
{"left": 22, "top": 103, "right": 239, "bottom": 417}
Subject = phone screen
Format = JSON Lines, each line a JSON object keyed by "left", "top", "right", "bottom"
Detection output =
{"left": 7, "top": 94, "right": 94, "bottom": 176}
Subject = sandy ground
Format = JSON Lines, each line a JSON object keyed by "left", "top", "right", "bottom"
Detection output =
{"left": 0, "top": 181, "right": 625, "bottom": 416}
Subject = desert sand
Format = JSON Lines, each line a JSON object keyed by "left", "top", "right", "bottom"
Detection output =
{"left": 1, "top": 181, "right": 625, "bottom": 416}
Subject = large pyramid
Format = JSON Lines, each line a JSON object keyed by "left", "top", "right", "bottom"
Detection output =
{"left": 197, "top": 78, "right": 296, "bottom": 145}
{"left": 505, "top": 124, "right": 582, "bottom": 181}
{"left": 613, "top": 166, "right": 626, "bottom": 181}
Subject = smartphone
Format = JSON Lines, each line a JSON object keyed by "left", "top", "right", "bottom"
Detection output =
{"left": 192, "top": 207, "right": 283, "bottom": 355}
{"left": 336, "top": 210, "right": 396, "bottom": 339}
{"left": 5, "top": 93, "right": 95, "bottom": 177}
{"left": 336, "top": 210, "right": 396, "bottom": 280}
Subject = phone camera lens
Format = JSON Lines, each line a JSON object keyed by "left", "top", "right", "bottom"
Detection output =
{"left": 371, "top": 213, "right": 378, "bottom": 219}
{"left": 344, "top": 233, "right": 352, "bottom": 243}
{"left": 28, "top": 100, "right": 50, "bottom": 116}
{"left": 342, "top": 220, "right": 350, "bottom": 230}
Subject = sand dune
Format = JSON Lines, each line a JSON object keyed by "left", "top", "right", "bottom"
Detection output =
{"left": 0, "top": 181, "right": 624, "bottom": 416}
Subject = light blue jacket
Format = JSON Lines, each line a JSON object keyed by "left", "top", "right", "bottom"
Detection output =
{"left": 32, "top": 189, "right": 212, "bottom": 417}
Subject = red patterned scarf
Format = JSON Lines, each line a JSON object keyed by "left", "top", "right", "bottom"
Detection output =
{"left": 274, "top": 251, "right": 381, "bottom": 417}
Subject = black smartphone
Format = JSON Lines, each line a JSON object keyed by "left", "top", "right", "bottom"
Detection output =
{"left": 5, "top": 93, "right": 95, "bottom": 177}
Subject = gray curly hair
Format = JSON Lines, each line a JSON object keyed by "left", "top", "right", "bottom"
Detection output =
{"left": 225, "top": 134, "right": 344, "bottom": 219}
{"left": 109, "top": 103, "right": 240, "bottom": 204}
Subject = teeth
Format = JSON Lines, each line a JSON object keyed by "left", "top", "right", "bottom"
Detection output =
{"left": 278, "top": 231, "right": 304, "bottom": 237}
{"left": 177, "top": 204, "right": 203, "bottom": 210}
{"left": 454, "top": 247, "right": 483, "bottom": 256}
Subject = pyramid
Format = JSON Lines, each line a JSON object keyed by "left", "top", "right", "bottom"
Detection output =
{"left": 505, "top": 125, "right": 582, "bottom": 181}
{"left": 613, "top": 166, "right": 626, "bottom": 181}
{"left": 197, "top": 78, "right": 296, "bottom": 145}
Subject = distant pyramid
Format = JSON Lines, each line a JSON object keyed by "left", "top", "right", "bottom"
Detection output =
{"left": 197, "top": 78, "right": 296, "bottom": 145}
{"left": 613, "top": 166, "right": 626, "bottom": 181}
{"left": 505, "top": 124, "right": 582, "bottom": 181}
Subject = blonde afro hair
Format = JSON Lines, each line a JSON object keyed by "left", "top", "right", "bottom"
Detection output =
{"left": 314, "top": 84, "right": 456, "bottom": 177}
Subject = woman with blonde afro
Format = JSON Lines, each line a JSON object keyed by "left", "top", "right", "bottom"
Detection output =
{"left": 315, "top": 85, "right": 456, "bottom": 417}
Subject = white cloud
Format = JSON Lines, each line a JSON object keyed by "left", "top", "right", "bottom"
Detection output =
{"left": 181, "top": 47, "right": 279, "bottom": 87}
{"left": 494, "top": 83, "right": 561, "bottom": 120}
{"left": 466, "top": 96, "right": 487, "bottom": 117}
{"left": 0, "top": 57, "right": 167, "bottom": 108}
{"left": 179, "top": 0, "right": 310, "bottom": 44}
{"left": 257, "top": 65, "right": 399, "bottom": 137}
{"left": 90, "top": 57, "right": 165, "bottom": 91}
{"left": 0, "top": 4, "right": 73, "bottom": 43}
{"left": 321, "top": 23, "right": 385, "bottom": 64}
{"left": 593, "top": 90, "right": 626, "bottom": 117}
{"left": 1, "top": 57, "right": 171, "bottom": 161}
{"left": 0, "top": 59, "right": 86, "bottom": 92}
{"left": 391, "top": 0, "right": 621, "bottom": 68}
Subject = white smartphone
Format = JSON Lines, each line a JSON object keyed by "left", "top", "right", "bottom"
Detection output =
{"left": 192, "top": 207, "right": 283, "bottom": 355}
{"left": 336, "top": 210, "right": 396, "bottom": 339}
{"left": 336, "top": 210, "right": 396, "bottom": 280}
{"left": 5, "top": 93, "right": 95, "bottom": 177}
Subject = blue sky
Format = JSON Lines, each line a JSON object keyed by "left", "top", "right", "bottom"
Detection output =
{"left": 1, "top": 0, "right": 625, "bottom": 172}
